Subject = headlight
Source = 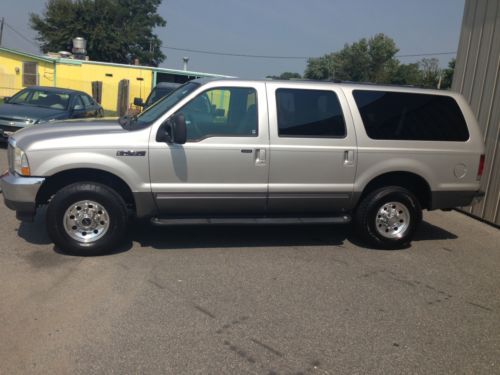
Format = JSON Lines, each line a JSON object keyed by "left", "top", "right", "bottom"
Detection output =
{"left": 13, "top": 146, "right": 30, "bottom": 176}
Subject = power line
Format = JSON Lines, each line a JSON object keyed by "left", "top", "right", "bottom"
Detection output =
{"left": 161, "top": 44, "right": 456, "bottom": 60}
{"left": 3, "top": 21, "right": 40, "bottom": 49}
{"left": 161, "top": 45, "right": 308, "bottom": 59}
{"left": 1, "top": 22, "right": 457, "bottom": 61}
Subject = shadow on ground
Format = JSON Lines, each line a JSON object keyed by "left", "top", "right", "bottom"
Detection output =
{"left": 413, "top": 220, "right": 457, "bottom": 241}
{"left": 16, "top": 207, "right": 458, "bottom": 255}
{"left": 131, "top": 221, "right": 350, "bottom": 251}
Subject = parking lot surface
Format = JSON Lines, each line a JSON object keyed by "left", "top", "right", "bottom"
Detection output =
{"left": 0, "top": 146, "right": 499, "bottom": 374}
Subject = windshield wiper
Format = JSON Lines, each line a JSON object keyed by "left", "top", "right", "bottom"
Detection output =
{"left": 118, "top": 114, "right": 138, "bottom": 130}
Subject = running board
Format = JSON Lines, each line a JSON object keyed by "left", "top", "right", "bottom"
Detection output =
{"left": 151, "top": 215, "right": 351, "bottom": 226}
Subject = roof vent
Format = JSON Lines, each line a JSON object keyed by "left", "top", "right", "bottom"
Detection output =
{"left": 72, "top": 37, "right": 87, "bottom": 59}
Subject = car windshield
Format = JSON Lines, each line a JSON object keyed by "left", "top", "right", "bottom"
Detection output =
{"left": 9, "top": 88, "right": 70, "bottom": 110}
{"left": 120, "top": 82, "right": 200, "bottom": 129}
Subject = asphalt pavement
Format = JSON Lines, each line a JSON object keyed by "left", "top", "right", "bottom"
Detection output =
{"left": 0, "top": 145, "right": 499, "bottom": 374}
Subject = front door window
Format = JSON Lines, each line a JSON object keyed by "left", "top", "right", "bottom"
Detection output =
{"left": 179, "top": 87, "right": 258, "bottom": 141}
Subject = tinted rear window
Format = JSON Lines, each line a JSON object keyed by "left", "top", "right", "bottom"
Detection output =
{"left": 353, "top": 90, "right": 469, "bottom": 141}
{"left": 276, "top": 88, "right": 346, "bottom": 138}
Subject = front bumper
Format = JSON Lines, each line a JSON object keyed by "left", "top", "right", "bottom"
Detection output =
{"left": 1, "top": 173, "right": 45, "bottom": 221}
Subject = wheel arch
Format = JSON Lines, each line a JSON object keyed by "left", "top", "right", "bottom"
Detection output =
{"left": 356, "top": 171, "right": 432, "bottom": 209}
{"left": 36, "top": 168, "right": 135, "bottom": 211}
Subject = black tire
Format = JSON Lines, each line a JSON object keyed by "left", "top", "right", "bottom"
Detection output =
{"left": 354, "top": 186, "right": 422, "bottom": 249}
{"left": 46, "top": 182, "right": 129, "bottom": 256}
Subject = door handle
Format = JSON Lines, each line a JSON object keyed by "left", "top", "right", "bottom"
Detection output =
{"left": 344, "top": 150, "right": 354, "bottom": 165}
{"left": 255, "top": 149, "right": 266, "bottom": 165}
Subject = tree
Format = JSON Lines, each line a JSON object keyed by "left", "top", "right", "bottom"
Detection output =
{"left": 30, "top": 0, "right": 166, "bottom": 66}
{"left": 266, "top": 72, "right": 302, "bottom": 80}
{"left": 391, "top": 63, "right": 421, "bottom": 85}
{"left": 304, "top": 33, "right": 399, "bottom": 82}
{"left": 440, "top": 58, "right": 455, "bottom": 89}
{"left": 418, "top": 58, "right": 441, "bottom": 88}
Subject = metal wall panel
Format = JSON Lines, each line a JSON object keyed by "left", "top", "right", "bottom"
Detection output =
{"left": 452, "top": 0, "right": 500, "bottom": 226}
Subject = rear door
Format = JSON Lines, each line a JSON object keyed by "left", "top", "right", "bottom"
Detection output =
{"left": 266, "top": 82, "right": 357, "bottom": 214}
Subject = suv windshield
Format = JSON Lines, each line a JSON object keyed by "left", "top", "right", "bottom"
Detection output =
{"left": 120, "top": 82, "right": 200, "bottom": 130}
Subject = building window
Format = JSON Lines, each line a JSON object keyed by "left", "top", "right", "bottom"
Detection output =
{"left": 22, "top": 62, "right": 38, "bottom": 86}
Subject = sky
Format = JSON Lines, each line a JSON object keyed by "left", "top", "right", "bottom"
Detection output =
{"left": 0, "top": 0, "right": 466, "bottom": 79}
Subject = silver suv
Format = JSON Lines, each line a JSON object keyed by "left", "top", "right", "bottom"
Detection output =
{"left": 1, "top": 79, "right": 485, "bottom": 255}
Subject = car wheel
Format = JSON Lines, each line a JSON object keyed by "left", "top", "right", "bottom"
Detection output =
{"left": 46, "top": 182, "right": 128, "bottom": 256}
{"left": 354, "top": 186, "right": 422, "bottom": 249}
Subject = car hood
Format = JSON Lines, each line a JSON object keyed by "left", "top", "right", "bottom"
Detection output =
{"left": 12, "top": 118, "right": 150, "bottom": 151}
{"left": 0, "top": 103, "right": 66, "bottom": 122}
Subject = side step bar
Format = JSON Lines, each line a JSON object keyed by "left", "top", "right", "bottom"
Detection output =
{"left": 151, "top": 215, "right": 351, "bottom": 226}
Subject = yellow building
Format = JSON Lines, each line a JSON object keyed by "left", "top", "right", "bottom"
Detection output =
{"left": 0, "top": 46, "right": 230, "bottom": 112}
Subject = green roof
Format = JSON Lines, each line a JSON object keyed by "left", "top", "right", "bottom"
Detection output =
{"left": 0, "top": 46, "right": 233, "bottom": 78}
{"left": 0, "top": 46, "right": 54, "bottom": 64}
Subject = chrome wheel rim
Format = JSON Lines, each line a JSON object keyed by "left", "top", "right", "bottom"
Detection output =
{"left": 63, "top": 200, "right": 110, "bottom": 243}
{"left": 375, "top": 201, "right": 410, "bottom": 239}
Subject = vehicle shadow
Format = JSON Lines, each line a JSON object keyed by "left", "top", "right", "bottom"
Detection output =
{"left": 17, "top": 207, "right": 51, "bottom": 245}
{"left": 17, "top": 211, "right": 458, "bottom": 255}
{"left": 413, "top": 220, "right": 458, "bottom": 241}
{"left": 130, "top": 220, "right": 350, "bottom": 251}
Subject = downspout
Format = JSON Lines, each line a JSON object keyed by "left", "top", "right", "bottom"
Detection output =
{"left": 53, "top": 59, "right": 57, "bottom": 87}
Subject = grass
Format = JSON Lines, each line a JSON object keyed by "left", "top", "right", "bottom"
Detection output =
{"left": 103, "top": 109, "right": 118, "bottom": 117}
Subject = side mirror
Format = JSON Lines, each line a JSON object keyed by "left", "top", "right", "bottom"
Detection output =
{"left": 157, "top": 113, "right": 187, "bottom": 144}
{"left": 133, "top": 97, "right": 144, "bottom": 107}
{"left": 3, "top": 97, "right": 10, "bottom": 103}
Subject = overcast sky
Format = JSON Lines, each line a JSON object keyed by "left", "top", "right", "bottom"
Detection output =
{"left": 0, "top": 0, "right": 465, "bottom": 78}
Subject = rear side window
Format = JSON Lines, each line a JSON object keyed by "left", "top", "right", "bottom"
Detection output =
{"left": 276, "top": 88, "right": 346, "bottom": 138}
{"left": 353, "top": 90, "right": 469, "bottom": 141}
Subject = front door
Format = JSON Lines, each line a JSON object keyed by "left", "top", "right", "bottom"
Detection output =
{"left": 149, "top": 83, "right": 269, "bottom": 215}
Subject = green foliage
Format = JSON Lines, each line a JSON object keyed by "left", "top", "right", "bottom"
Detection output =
{"left": 266, "top": 72, "right": 302, "bottom": 80}
{"left": 304, "top": 34, "right": 399, "bottom": 82}
{"left": 30, "top": 0, "right": 166, "bottom": 66}
{"left": 418, "top": 58, "right": 440, "bottom": 88}
{"left": 440, "top": 58, "right": 455, "bottom": 89}
{"left": 391, "top": 63, "right": 421, "bottom": 85}
{"left": 303, "top": 33, "right": 455, "bottom": 89}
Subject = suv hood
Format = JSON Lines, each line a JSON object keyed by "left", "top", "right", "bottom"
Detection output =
{"left": 12, "top": 118, "right": 149, "bottom": 151}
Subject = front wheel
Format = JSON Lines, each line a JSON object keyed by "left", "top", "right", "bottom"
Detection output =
{"left": 354, "top": 186, "right": 422, "bottom": 249}
{"left": 46, "top": 182, "right": 129, "bottom": 255}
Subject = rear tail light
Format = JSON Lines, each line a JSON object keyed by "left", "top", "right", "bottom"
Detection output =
{"left": 477, "top": 154, "right": 485, "bottom": 180}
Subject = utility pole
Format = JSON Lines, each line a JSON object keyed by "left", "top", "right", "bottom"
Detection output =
{"left": 0, "top": 18, "right": 4, "bottom": 46}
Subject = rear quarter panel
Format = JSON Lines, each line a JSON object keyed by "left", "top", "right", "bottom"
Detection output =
{"left": 341, "top": 86, "right": 485, "bottom": 196}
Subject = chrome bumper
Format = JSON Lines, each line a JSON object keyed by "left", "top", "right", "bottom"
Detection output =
{"left": 1, "top": 173, "right": 45, "bottom": 221}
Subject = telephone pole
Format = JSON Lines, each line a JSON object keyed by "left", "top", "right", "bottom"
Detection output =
{"left": 0, "top": 18, "right": 5, "bottom": 46}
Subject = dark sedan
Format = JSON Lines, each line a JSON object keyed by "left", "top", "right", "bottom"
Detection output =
{"left": 0, "top": 86, "right": 103, "bottom": 140}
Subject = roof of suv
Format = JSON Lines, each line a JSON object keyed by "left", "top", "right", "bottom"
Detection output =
{"left": 191, "top": 77, "right": 453, "bottom": 96}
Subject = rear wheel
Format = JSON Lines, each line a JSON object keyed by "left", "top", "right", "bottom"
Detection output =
{"left": 46, "top": 182, "right": 128, "bottom": 255}
{"left": 354, "top": 186, "right": 422, "bottom": 249}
